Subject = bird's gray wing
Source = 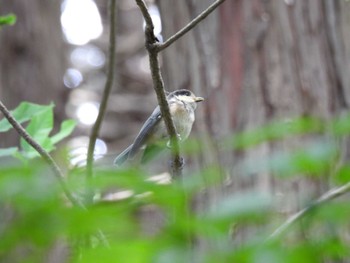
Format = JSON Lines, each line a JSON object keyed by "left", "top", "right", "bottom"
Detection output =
{"left": 128, "top": 106, "right": 162, "bottom": 158}
{"left": 114, "top": 144, "right": 132, "bottom": 166}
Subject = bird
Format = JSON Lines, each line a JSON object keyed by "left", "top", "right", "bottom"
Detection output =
{"left": 114, "top": 89, "right": 204, "bottom": 166}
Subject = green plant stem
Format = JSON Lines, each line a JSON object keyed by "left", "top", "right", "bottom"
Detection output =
{"left": 86, "top": 0, "right": 117, "bottom": 202}
{"left": 269, "top": 181, "right": 350, "bottom": 240}
{"left": 0, "top": 100, "right": 80, "bottom": 207}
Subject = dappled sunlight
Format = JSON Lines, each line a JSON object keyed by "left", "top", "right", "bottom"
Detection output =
{"left": 61, "top": 0, "right": 103, "bottom": 45}
{"left": 144, "top": 4, "right": 162, "bottom": 39}
{"left": 76, "top": 101, "right": 99, "bottom": 125}
{"left": 70, "top": 45, "right": 105, "bottom": 69}
{"left": 68, "top": 136, "right": 107, "bottom": 166}
{"left": 63, "top": 68, "right": 83, "bottom": 88}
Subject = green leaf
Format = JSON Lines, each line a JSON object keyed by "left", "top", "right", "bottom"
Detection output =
{"left": 0, "top": 147, "right": 17, "bottom": 157}
{"left": 329, "top": 113, "right": 350, "bottom": 136}
{"left": 315, "top": 201, "right": 350, "bottom": 224}
{"left": 244, "top": 142, "right": 337, "bottom": 177}
{"left": 0, "top": 102, "right": 54, "bottom": 132}
{"left": 333, "top": 165, "right": 350, "bottom": 185}
{"left": 230, "top": 117, "right": 323, "bottom": 150}
{"left": 51, "top": 119, "right": 76, "bottom": 144}
{"left": 20, "top": 105, "right": 54, "bottom": 157}
{"left": 0, "top": 102, "right": 75, "bottom": 158}
{"left": 0, "top": 14, "right": 16, "bottom": 26}
{"left": 26, "top": 106, "right": 53, "bottom": 139}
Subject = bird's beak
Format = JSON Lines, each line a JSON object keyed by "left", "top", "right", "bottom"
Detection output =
{"left": 195, "top": 97, "right": 204, "bottom": 102}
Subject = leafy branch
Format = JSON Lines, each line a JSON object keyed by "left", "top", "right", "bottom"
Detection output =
{"left": 0, "top": 101, "right": 80, "bottom": 207}
{"left": 135, "top": 0, "right": 226, "bottom": 176}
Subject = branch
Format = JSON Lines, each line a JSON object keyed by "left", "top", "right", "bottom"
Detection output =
{"left": 0, "top": 100, "right": 80, "bottom": 207}
{"left": 135, "top": 0, "right": 183, "bottom": 177}
{"left": 268, "top": 181, "right": 350, "bottom": 240}
{"left": 86, "top": 0, "right": 117, "bottom": 200}
{"left": 157, "top": 0, "right": 226, "bottom": 52}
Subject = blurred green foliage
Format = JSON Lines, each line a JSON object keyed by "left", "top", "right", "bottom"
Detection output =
{"left": 0, "top": 13, "right": 16, "bottom": 27}
{"left": 1, "top": 105, "right": 350, "bottom": 262}
{"left": 0, "top": 102, "right": 76, "bottom": 159}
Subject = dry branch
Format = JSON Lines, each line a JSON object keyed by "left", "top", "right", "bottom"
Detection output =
{"left": 157, "top": 0, "right": 226, "bottom": 52}
{"left": 269, "top": 181, "right": 350, "bottom": 240}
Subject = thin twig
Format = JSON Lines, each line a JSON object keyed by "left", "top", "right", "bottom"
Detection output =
{"left": 136, "top": 0, "right": 183, "bottom": 177}
{"left": 268, "top": 181, "right": 350, "bottom": 240}
{"left": 0, "top": 100, "right": 80, "bottom": 207}
{"left": 157, "top": 0, "right": 226, "bottom": 52}
{"left": 86, "top": 0, "right": 117, "bottom": 202}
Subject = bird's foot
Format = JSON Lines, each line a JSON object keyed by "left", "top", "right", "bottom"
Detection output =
{"left": 177, "top": 133, "right": 182, "bottom": 141}
{"left": 166, "top": 134, "right": 182, "bottom": 148}
{"left": 168, "top": 157, "right": 185, "bottom": 176}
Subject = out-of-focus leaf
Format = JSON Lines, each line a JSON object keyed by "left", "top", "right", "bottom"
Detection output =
{"left": 202, "top": 191, "right": 272, "bottom": 222}
{"left": 0, "top": 102, "right": 54, "bottom": 132}
{"left": 286, "top": 244, "right": 321, "bottom": 263}
{"left": 0, "top": 13, "right": 16, "bottom": 26}
{"left": 0, "top": 162, "right": 64, "bottom": 252}
{"left": 181, "top": 137, "right": 204, "bottom": 155}
{"left": 50, "top": 119, "right": 76, "bottom": 144}
{"left": 65, "top": 203, "right": 138, "bottom": 237}
{"left": 78, "top": 241, "right": 155, "bottom": 263}
{"left": 230, "top": 117, "right": 323, "bottom": 150}
{"left": 155, "top": 247, "right": 192, "bottom": 263}
{"left": 333, "top": 165, "right": 350, "bottom": 185}
{"left": 314, "top": 201, "right": 350, "bottom": 224}
{"left": 178, "top": 166, "right": 222, "bottom": 194}
{"left": 315, "top": 237, "right": 350, "bottom": 260}
{"left": 271, "top": 142, "right": 337, "bottom": 176}
{"left": 0, "top": 147, "right": 17, "bottom": 157}
{"left": 329, "top": 113, "right": 350, "bottom": 136}
{"left": 244, "top": 142, "right": 337, "bottom": 177}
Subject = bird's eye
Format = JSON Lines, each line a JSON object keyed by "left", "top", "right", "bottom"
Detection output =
{"left": 177, "top": 90, "right": 191, "bottom": 96}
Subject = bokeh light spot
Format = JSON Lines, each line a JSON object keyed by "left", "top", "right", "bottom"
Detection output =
{"left": 61, "top": 0, "right": 103, "bottom": 45}
{"left": 76, "top": 102, "right": 99, "bottom": 125}
{"left": 63, "top": 68, "right": 83, "bottom": 88}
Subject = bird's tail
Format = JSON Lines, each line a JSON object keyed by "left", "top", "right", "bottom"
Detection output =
{"left": 114, "top": 144, "right": 132, "bottom": 166}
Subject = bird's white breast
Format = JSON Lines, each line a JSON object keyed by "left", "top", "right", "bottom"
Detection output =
{"left": 170, "top": 102, "right": 195, "bottom": 141}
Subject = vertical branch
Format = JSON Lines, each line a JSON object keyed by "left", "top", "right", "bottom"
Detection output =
{"left": 136, "top": 0, "right": 183, "bottom": 177}
{"left": 86, "top": 0, "right": 117, "bottom": 201}
{"left": 135, "top": 0, "right": 225, "bottom": 176}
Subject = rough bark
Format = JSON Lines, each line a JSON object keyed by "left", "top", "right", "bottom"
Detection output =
{"left": 0, "top": 0, "right": 67, "bottom": 147}
{"left": 0, "top": 2, "right": 68, "bottom": 262}
{"left": 157, "top": 0, "right": 350, "bottom": 243}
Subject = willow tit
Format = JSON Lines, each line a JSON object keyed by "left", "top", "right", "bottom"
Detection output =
{"left": 114, "top": 89, "right": 204, "bottom": 166}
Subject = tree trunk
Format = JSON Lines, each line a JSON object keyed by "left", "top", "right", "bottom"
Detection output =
{"left": 0, "top": 2, "right": 68, "bottom": 262}
{"left": 0, "top": 0, "right": 67, "bottom": 147}
{"left": 157, "top": 0, "right": 350, "bottom": 242}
